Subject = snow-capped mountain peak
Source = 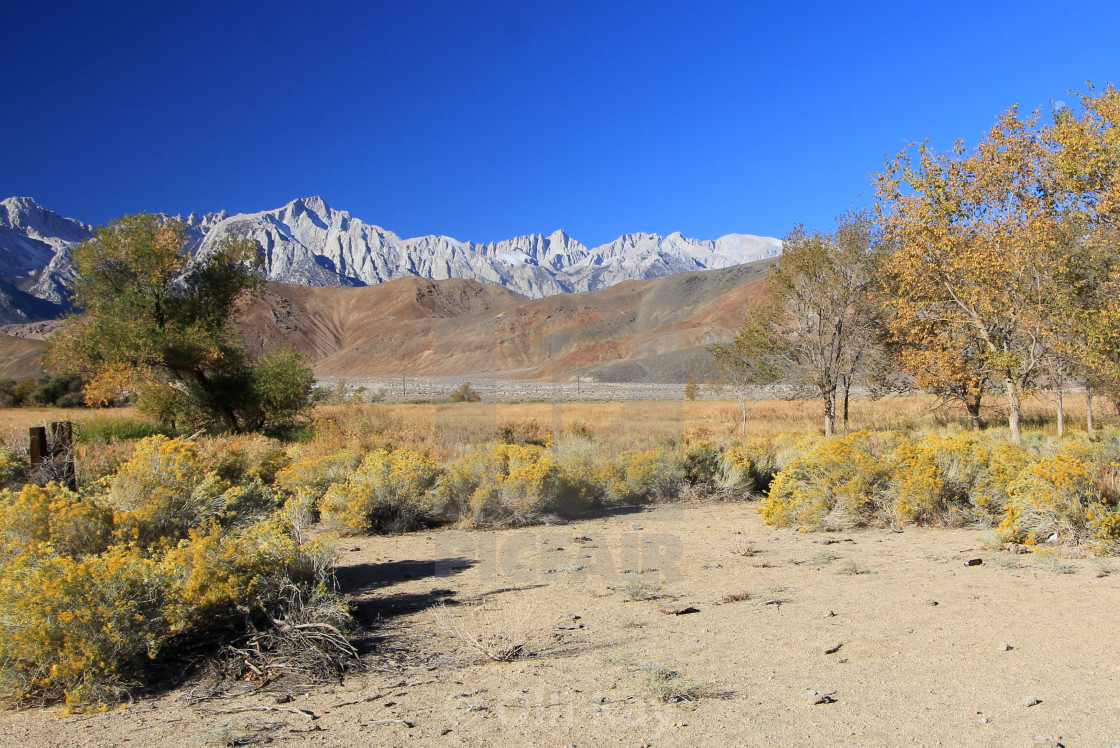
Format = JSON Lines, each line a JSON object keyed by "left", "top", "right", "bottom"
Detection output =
{"left": 0, "top": 196, "right": 782, "bottom": 317}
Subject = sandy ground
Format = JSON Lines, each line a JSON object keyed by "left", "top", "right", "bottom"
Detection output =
{"left": 2, "top": 501, "right": 1119, "bottom": 748}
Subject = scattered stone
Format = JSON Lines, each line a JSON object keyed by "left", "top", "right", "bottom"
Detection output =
{"left": 348, "top": 546, "right": 361, "bottom": 552}
{"left": 980, "top": 717, "right": 990, "bottom": 724}
{"left": 556, "top": 621, "right": 584, "bottom": 630}
{"left": 1023, "top": 697, "right": 1042, "bottom": 707}
{"left": 965, "top": 558, "right": 983, "bottom": 566}
{"left": 440, "top": 728, "right": 453, "bottom": 736}
{"left": 925, "top": 600, "right": 940, "bottom": 606}
{"left": 542, "top": 564, "right": 589, "bottom": 574}
{"left": 632, "top": 525, "right": 643, "bottom": 531}
{"left": 700, "top": 563, "right": 723, "bottom": 570}
{"left": 805, "top": 690, "right": 836, "bottom": 705}
{"left": 572, "top": 536, "right": 592, "bottom": 543}
{"left": 824, "top": 610, "right": 836, "bottom": 618}
{"left": 429, "top": 588, "right": 456, "bottom": 597}
{"left": 659, "top": 605, "right": 700, "bottom": 616}
{"left": 1006, "top": 543, "right": 1031, "bottom": 554}
{"left": 824, "top": 643, "right": 843, "bottom": 655}
{"left": 1000, "top": 642, "right": 1014, "bottom": 651}
{"left": 814, "top": 539, "right": 840, "bottom": 545}
{"left": 1033, "top": 737, "right": 1064, "bottom": 747}
{"left": 275, "top": 694, "right": 293, "bottom": 704}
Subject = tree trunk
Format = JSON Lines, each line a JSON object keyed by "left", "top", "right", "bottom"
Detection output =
{"left": 1055, "top": 387, "right": 1065, "bottom": 438}
{"left": 1086, "top": 388, "right": 1095, "bottom": 440}
{"left": 967, "top": 396, "right": 982, "bottom": 432}
{"left": 842, "top": 376, "right": 851, "bottom": 434}
{"left": 823, "top": 391, "right": 836, "bottom": 436}
{"left": 1005, "top": 378, "right": 1022, "bottom": 445}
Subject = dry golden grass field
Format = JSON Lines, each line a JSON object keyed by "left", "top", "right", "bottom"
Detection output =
{"left": 0, "top": 391, "right": 1100, "bottom": 449}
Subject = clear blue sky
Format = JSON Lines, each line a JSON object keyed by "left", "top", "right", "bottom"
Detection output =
{"left": 3, "top": 1, "right": 1117, "bottom": 247}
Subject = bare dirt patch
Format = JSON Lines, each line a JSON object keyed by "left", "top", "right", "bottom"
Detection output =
{"left": 2, "top": 502, "right": 1118, "bottom": 747}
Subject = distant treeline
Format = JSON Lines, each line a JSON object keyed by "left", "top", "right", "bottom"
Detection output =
{"left": 0, "top": 374, "right": 88, "bottom": 408}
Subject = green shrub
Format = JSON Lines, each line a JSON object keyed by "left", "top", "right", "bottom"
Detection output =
{"left": 77, "top": 416, "right": 178, "bottom": 445}
{"left": 551, "top": 436, "right": 613, "bottom": 513}
{"left": 0, "top": 443, "right": 29, "bottom": 490}
{"left": 32, "top": 374, "right": 88, "bottom": 408}
{"left": 718, "top": 436, "right": 776, "bottom": 496}
{"left": 682, "top": 438, "right": 721, "bottom": 485}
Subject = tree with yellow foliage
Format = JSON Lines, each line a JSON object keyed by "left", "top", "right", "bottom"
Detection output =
{"left": 875, "top": 107, "right": 1073, "bottom": 444}
{"left": 713, "top": 210, "right": 884, "bottom": 436}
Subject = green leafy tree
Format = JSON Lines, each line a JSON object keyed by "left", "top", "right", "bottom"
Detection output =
{"left": 45, "top": 213, "right": 313, "bottom": 433}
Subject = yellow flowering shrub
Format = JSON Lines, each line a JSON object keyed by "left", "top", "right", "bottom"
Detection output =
{"left": 275, "top": 448, "right": 363, "bottom": 528}
{"left": 616, "top": 447, "right": 684, "bottom": 502}
{"left": 0, "top": 434, "right": 351, "bottom": 709}
{"left": 886, "top": 434, "right": 990, "bottom": 526}
{"left": 0, "top": 544, "right": 172, "bottom": 707}
{"left": 107, "top": 436, "right": 220, "bottom": 546}
{"left": 760, "top": 432, "right": 888, "bottom": 530}
{"left": 438, "top": 443, "right": 562, "bottom": 526}
{"left": 1086, "top": 503, "right": 1120, "bottom": 555}
{"left": 321, "top": 448, "right": 441, "bottom": 533}
{"left": 718, "top": 436, "right": 776, "bottom": 496}
{"left": 161, "top": 516, "right": 334, "bottom": 630}
{"left": 196, "top": 433, "right": 290, "bottom": 486}
{"left": 969, "top": 441, "right": 1032, "bottom": 517}
{"left": 998, "top": 454, "right": 1100, "bottom": 545}
{"left": 0, "top": 483, "right": 113, "bottom": 560}
{"left": 771, "top": 432, "right": 823, "bottom": 471}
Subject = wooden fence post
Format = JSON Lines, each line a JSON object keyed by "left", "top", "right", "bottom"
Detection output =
{"left": 51, "top": 421, "right": 76, "bottom": 491}
{"left": 29, "top": 425, "right": 46, "bottom": 471}
{"left": 28, "top": 422, "right": 76, "bottom": 491}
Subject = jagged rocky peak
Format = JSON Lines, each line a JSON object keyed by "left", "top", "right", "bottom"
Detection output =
{"left": 0, "top": 195, "right": 783, "bottom": 310}
{"left": 0, "top": 197, "right": 92, "bottom": 242}
{"left": 0, "top": 197, "right": 93, "bottom": 277}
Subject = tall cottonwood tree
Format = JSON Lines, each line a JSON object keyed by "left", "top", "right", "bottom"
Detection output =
{"left": 46, "top": 213, "right": 314, "bottom": 433}
{"left": 1049, "top": 85, "right": 1120, "bottom": 424}
{"left": 875, "top": 108, "right": 1071, "bottom": 445}
{"left": 712, "top": 210, "right": 883, "bottom": 435}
